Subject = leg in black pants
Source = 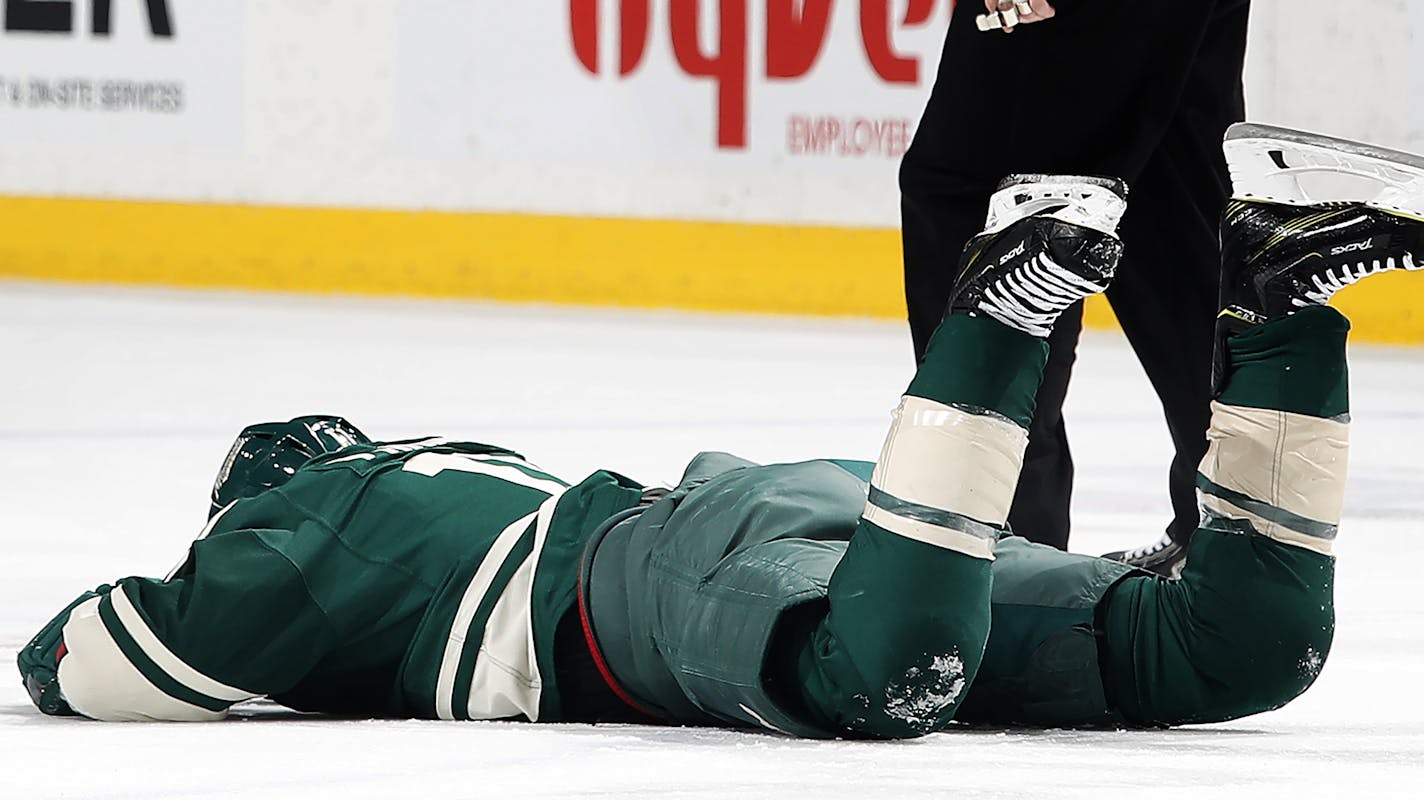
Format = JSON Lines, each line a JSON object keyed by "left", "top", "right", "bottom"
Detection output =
{"left": 901, "top": 0, "right": 1249, "bottom": 559}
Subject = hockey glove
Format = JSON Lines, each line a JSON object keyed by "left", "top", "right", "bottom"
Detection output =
{"left": 17, "top": 587, "right": 109, "bottom": 716}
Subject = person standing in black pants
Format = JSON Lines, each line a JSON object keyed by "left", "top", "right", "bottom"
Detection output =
{"left": 900, "top": 0, "right": 1251, "bottom": 574}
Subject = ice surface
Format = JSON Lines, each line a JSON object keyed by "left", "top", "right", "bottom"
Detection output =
{"left": 2, "top": 282, "right": 1422, "bottom": 798}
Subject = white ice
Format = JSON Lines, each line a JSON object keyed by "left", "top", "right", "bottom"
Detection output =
{"left": 2, "top": 282, "right": 1422, "bottom": 799}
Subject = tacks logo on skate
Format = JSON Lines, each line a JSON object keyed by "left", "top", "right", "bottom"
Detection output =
{"left": 997, "top": 240, "right": 1027, "bottom": 266}
{"left": 1329, "top": 239, "right": 1378, "bottom": 257}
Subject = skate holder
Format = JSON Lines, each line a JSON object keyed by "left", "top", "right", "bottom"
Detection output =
{"left": 1224, "top": 123, "right": 1424, "bottom": 218}
{"left": 983, "top": 175, "right": 1129, "bottom": 236}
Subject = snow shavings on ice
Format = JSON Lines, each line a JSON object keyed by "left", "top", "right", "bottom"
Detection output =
{"left": 1299, "top": 646, "right": 1325, "bottom": 679}
{"left": 883, "top": 652, "right": 966, "bottom": 734}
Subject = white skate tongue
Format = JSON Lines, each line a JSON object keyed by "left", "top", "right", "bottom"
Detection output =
{"left": 1224, "top": 123, "right": 1424, "bottom": 218}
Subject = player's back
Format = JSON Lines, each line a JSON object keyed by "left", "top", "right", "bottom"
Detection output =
{"left": 200, "top": 439, "right": 553, "bottom": 713}
{"left": 275, "top": 438, "right": 571, "bottom": 595}
{"left": 239, "top": 437, "right": 644, "bottom": 720}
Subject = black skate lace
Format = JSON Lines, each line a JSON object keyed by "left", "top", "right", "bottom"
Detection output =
{"left": 1299, "top": 252, "right": 1416, "bottom": 305}
{"left": 980, "top": 253, "right": 1108, "bottom": 337}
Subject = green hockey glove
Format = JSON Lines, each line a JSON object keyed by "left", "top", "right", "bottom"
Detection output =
{"left": 17, "top": 587, "right": 109, "bottom": 716}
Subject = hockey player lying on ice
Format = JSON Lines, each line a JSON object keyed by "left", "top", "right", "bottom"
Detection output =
{"left": 19, "top": 124, "right": 1424, "bottom": 737}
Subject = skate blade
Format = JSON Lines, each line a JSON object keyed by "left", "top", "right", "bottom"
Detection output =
{"left": 983, "top": 174, "right": 1129, "bottom": 237}
{"left": 1224, "top": 122, "right": 1424, "bottom": 219}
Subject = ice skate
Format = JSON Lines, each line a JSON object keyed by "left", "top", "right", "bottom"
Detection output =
{"left": 1101, "top": 533, "right": 1186, "bottom": 579}
{"left": 948, "top": 174, "right": 1129, "bottom": 337}
{"left": 1213, "top": 123, "right": 1424, "bottom": 392}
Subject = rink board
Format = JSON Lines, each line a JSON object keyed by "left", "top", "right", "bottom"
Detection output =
{"left": 2, "top": 2, "right": 1421, "bottom": 340}
{"left": 4, "top": 194, "right": 1424, "bottom": 343}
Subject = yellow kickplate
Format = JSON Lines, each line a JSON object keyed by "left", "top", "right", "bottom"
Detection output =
{"left": 2, "top": 195, "right": 1420, "bottom": 343}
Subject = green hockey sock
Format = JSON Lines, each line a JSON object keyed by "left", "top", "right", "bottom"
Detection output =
{"left": 1218, "top": 306, "right": 1350, "bottom": 419}
{"left": 907, "top": 313, "right": 1049, "bottom": 429}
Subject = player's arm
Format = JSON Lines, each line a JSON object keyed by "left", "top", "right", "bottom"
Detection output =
{"left": 18, "top": 589, "right": 104, "bottom": 717}
{"left": 18, "top": 522, "right": 342, "bottom": 722}
{"left": 20, "top": 578, "right": 266, "bottom": 722}
{"left": 18, "top": 416, "right": 367, "bottom": 721}
{"left": 18, "top": 502, "right": 254, "bottom": 721}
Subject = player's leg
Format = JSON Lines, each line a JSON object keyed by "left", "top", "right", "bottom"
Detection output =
{"left": 783, "top": 176, "right": 1128, "bottom": 737}
{"left": 1099, "top": 308, "right": 1344, "bottom": 724}
{"left": 903, "top": 187, "right": 1083, "bottom": 552}
{"left": 1098, "top": 125, "right": 1424, "bottom": 724}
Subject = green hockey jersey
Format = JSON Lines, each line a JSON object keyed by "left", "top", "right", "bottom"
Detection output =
{"left": 43, "top": 438, "right": 642, "bottom": 722}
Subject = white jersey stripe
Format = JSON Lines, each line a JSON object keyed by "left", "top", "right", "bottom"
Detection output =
{"left": 433, "top": 508, "right": 540, "bottom": 720}
{"left": 59, "top": 597, "right": 228, "bottom": 722}
{"left": 464, "top": 491, "right": 564, "bottom": 721}
{"left": 402, "top": 452, "right": 567, "bottom": 494}
{"left": 109, "top": 584, "right": 257, "bottom": 703}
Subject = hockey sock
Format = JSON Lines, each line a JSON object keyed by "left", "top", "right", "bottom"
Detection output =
{"left": 908, "top": 313, "right": 1049, "bottom": 428}
{"left": 1217, "top": 306, "right": 1350, "bottom": 419}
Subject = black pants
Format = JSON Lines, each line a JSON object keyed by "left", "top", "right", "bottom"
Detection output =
{"left": 901, "top": 0, "right": 1250, "bottom": 550}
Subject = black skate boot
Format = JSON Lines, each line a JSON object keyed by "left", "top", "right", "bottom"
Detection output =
{"left": 1212, "top": 123, "right": 1424, "bottom": 394}
{"left": 1102, "top": 533, "right": 1187, "bottom": 579}
{"left": 947, "top": 174, "right": 1128, "bottom": 336}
